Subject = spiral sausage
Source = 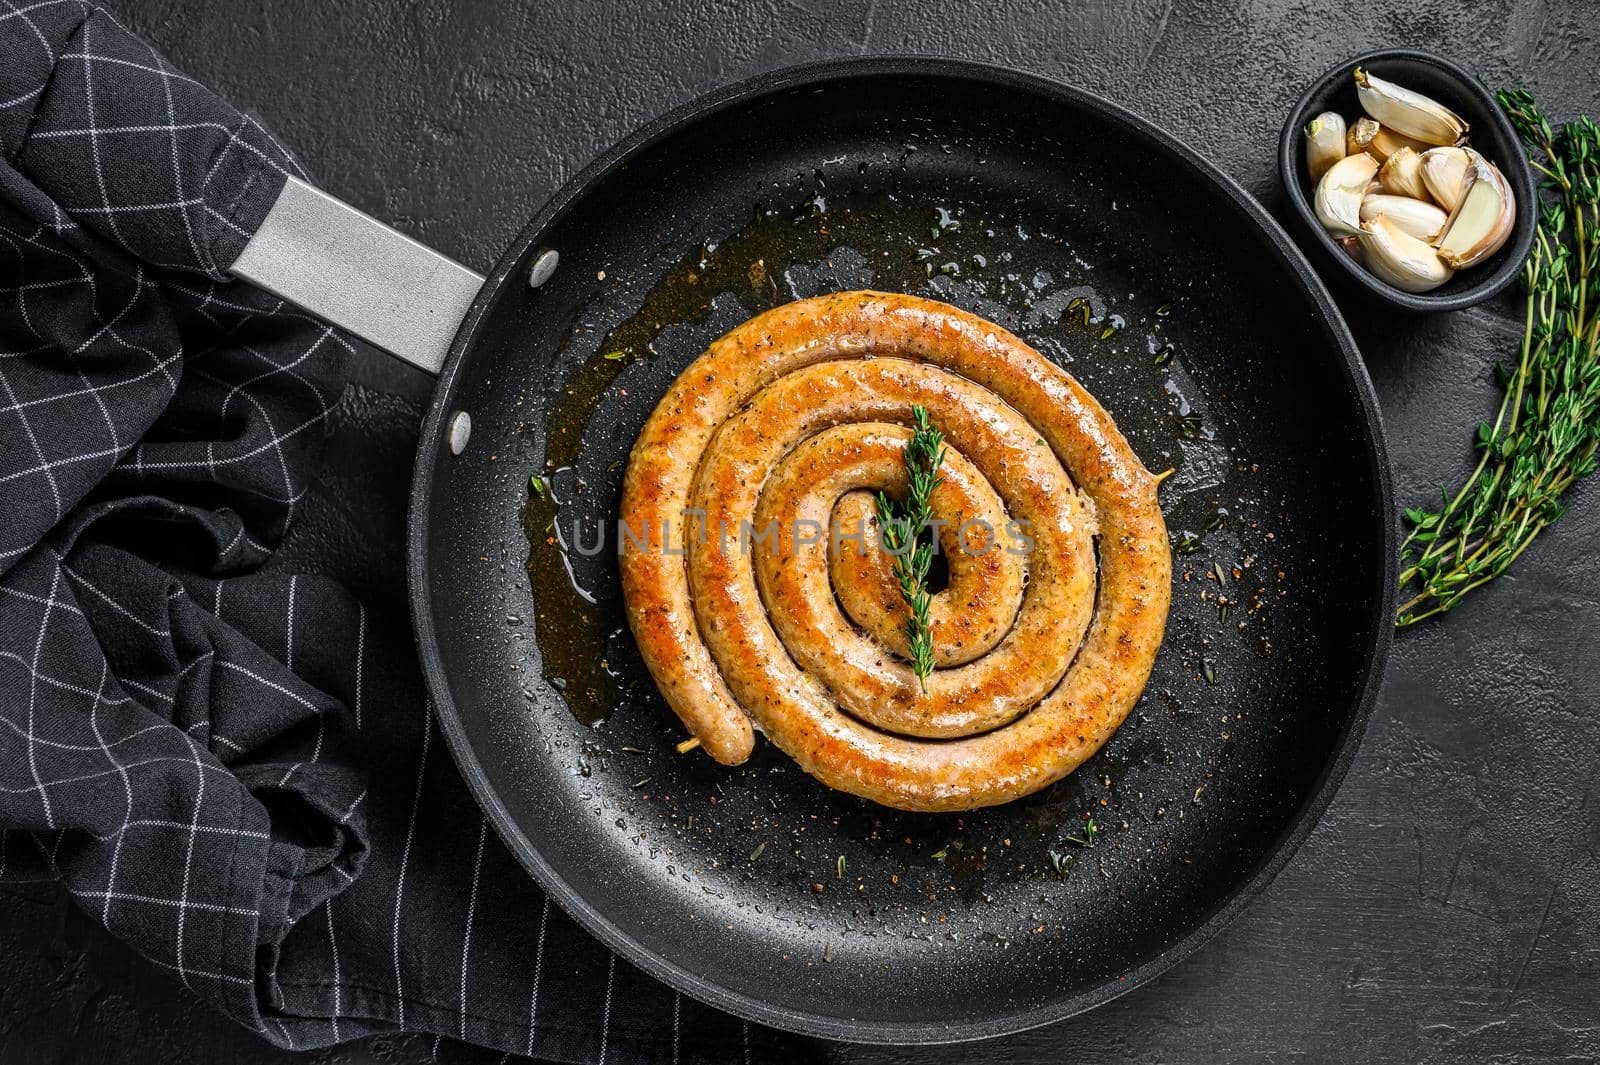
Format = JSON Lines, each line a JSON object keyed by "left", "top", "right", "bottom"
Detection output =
{"left": 619, "top": 291, "right": 1170, "bottom": 812}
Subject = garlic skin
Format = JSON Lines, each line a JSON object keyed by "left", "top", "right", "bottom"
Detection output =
{"left": 1378, "top": 146, "right": 1430, "bottom": 200}
{"left": 1304, "top": 111, "right": 1347, "bottom": 180}
{"left": 1314, "top": 151, "right": 1380, "bottom": 238}
{"left": 1354, "top": 68, "right": 1469, "bottom": 146}
{"left": 1360, "top": 194, "right": 1448, "bottom": 242}
{"left": 1359, "top": 214, "right": 1455, "bottom": 292}
{"left": 1366, "top": 124, "right": 1431, "bottom": 162}
{"left": 1436, "top": 151, "right": 1516, "bottom": 268}
{"left": 1347, "top": 116, "right": 1380, "bottom": 156}
{"left": 1419, "top": 146, "right": 1473, "bottom": 211}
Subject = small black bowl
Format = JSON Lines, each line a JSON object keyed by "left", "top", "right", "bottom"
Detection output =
{"left": 1278, "top": 49, "right": 1536, "bottom": 313}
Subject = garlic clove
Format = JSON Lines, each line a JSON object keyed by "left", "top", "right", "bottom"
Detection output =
{"left": 1359, "top": 214, "right": 1455, "bottom": 292}
{"left": 1337, "top": 236, "right": 1365, "bottom": 266}
{"left": 1304, "top": 111, "right": 1347, "bottom": 180}
{"left": 1366, "top": 123, "right": 1432, "bottom": 162}
{"left": 1360, "top": 194, "right": 1448, "bottom": 242}
{"left": 1435, "top": 151, "right": 1515, "bottom": 268}
{"left": 1347, "top": 116, "right": 1380, "bottom": 156}
{"left": 1353, "top": 68, "right": 1469, "bottom": 146}
{"left": 1419, "top": 146, "right": 1473, "bottom": 211}
{"left": 1313, "top": 151, "right": 1380, "bottom": 238}
{"left": 1378, "top": 146, "right": 1430, "bottom": 201}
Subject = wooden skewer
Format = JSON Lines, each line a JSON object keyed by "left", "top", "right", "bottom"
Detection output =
{"left": 675, "top": 736, "right": 702, "bottom": 754}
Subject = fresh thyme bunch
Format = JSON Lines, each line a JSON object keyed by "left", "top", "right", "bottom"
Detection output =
{"left": 1398, "top": 91, "right": 1600, "bottom": 626}
{"left": 875, "top": 406, "right": 946, "bottom": 689}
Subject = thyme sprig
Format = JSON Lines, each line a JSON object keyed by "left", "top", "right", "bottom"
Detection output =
{"left": 1398, "top": 91, "right": 1600, "bottom": 627}
{"left": 875, "top": 405, "right": 946, "bottom": 690}
{"left": 1063, "top": 816, "right": 1100, "bottom": 847}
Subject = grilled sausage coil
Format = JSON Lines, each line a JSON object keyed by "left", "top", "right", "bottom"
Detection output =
{"left": 619, "top": 291, "right": 1170, "bottom": 812}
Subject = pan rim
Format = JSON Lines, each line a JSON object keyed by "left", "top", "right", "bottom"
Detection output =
{"left": 406, "top": 55, "right": 1398, "bottom": 1045}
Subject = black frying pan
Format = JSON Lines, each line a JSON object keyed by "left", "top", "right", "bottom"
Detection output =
{"left": 233, "top": 58, "right": 1395, "bottom": 1043}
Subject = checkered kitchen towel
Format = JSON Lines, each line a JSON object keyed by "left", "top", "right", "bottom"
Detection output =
{"left": 0, "top": 5, "right": 786, "bottom": 1061}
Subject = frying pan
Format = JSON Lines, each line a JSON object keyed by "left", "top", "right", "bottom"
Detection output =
{"left": 232, "top": 58, "right": 1396, "bottom": 1043}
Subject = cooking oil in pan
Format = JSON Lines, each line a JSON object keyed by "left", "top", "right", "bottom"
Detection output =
{"left": 513, "top": 173, "right": 1300, "bottom": 931}
{"left": 524, "top": 189, "right": 1247, "bottom": 743}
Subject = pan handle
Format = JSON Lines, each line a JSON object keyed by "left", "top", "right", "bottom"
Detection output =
{"left": 230, "top": 175, "right": 486, "bottom": 376}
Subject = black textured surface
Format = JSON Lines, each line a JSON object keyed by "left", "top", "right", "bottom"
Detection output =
{"left": 4, "top": 1, "right": 1597, "bottom": 1062}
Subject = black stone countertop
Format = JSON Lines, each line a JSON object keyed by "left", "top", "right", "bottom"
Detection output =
{"left": 3, "top": 2, "right": 1596, "bottom": 1062}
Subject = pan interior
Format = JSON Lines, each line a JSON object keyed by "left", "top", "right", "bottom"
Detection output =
{"left": 418, "top": 69, "right": 1386, "bottom": 1039}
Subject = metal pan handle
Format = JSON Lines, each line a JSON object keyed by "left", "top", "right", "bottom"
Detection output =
{"left": 231, "top": 175, "right": 485, "bottom": 376}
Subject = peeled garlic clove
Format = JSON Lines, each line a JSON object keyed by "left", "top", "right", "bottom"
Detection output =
{"left": 1366, "top": 123, "right": 1431, "bottom": 162}
{"left": 1360, "top": 194, "right": 1448, "bottom": 242}
{"left": 1304, "top": 111, "right": 1347, "bottom": 180}
{"left": 1436, "top": 151, "right": 1515, "bottom": 268}
{"left": 1359, "top": 214, "right": 1455, "bottom": 292}
{"left": 1419, "top": 146, "right": 1472, "bottom": 211}
{"left": 1353, "top": 68, "right": 1468, "bottom": 146}
{"left": 1313, "top": 151, "right": 1380, "bottom": 237}
{"left": 1347, "top": 116, "right": 1380, "bottom": 156}
{"left": 1379, "top": 146, "right": 1430, "bottom": 200}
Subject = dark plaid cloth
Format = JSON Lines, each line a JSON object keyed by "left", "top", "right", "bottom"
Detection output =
{"left": 0, "top": 4, "right": 782, "bottom": 1061}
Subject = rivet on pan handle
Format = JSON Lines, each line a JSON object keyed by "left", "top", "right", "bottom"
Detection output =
{"left": 231, "top": 175, "right": 487, "bottom": 376}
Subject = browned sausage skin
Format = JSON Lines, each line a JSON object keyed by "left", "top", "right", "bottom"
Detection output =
{"left": 618, "top": 291, "right": 1170, "bottom": 811}
{"left": 697, "top": 360, "right": 1095, "bottom": 740}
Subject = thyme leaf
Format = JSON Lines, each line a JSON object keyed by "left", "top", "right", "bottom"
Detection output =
{"left": 875, "top": 405, "right": 946, "bottom": 690}
{"left": 1063, "top": 816, "right": 1100, "bottom": 847}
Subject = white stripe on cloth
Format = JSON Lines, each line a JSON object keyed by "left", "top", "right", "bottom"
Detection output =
{"left": 23, "top": 565, "right": 63, "bottom": 827}
{"left": 173, "top": 728, "right": 208, "bottom": 989}
{"left": 392, "top": 703, "right": 431, "bottom": 1028}
{"left": 459, "top": 818, "right": 488, "bottom": 1040}
{"left": 88, "top": 660, "right": 131, "bottom": 927}
{"left": 598, "top": 952, "right": 615, "bottom": 1065}
{"left": 527, "top": 894, "right": 549, "bottom": 1057}
{"left": 354, "top": 603, "right": 366, "bottom": 731}
{"left": 325, "top": 901, "right": 342, "bottom": 1043}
